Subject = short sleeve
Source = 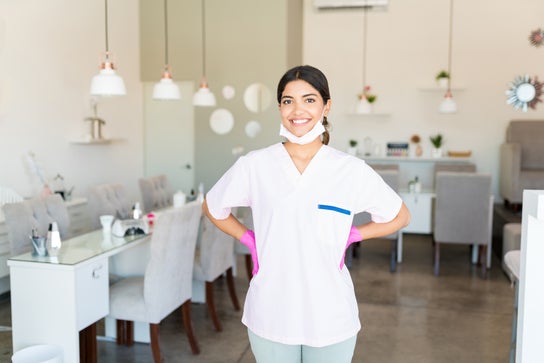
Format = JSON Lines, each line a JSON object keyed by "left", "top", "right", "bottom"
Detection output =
{"left": 205, "top": 156, "right": 251, "bottom": 220}
{"left": 352, "top": 163, "right": 403, "bottom": 223}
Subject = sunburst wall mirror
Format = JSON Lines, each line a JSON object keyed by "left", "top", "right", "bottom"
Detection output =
{"left": 506, "top": 74, "right": 543, "bottom": 112}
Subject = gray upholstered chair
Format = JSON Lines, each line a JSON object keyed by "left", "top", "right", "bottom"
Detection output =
{"left": 433, "top": 172, "right": 494, "bottom": 277}
{"left": 348, "top": 167, "right": 402, "bottom": 272}
{"left": 193, "top": 216, "right": 240, "bottom": 332}
{"left": 138, "top": 174, "right": 174, "bottom": 214}
{"left": 108, "top": 201, "right": 202, "bottom": 361}
{"left": 87, "top": 183, "right": 131, "bottom": 229}
{"left": 500, "top": 120, "right": 544, "bottom": 209}
{"left": 2, "top": 194, "right": 70, "bottom": 256}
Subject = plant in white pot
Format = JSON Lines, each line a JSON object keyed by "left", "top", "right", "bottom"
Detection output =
{"left": 429, "top": 134, "right": 443, "bottom": 158}
{"left": 435, "top": 70, "right": 450, "bottom": 89}
{"left": 348, "top": 139, "right": 358, "bottom": 155}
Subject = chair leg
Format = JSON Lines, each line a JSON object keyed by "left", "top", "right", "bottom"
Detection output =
{"left": 479, "top": 245, "right": 488, "bottom": 279}
{"left": 126, "top": 321, "right": 134, "bottom": 346}
{"left": 181, "top": 300, "right": 200, "bottom": 355}
{"left": 205, "top": 281, "right": 222, "bottom": 332}
{"left": 244, "top": 254, "right": 253, "bottom": 281}
{"left": 116, "top": 320, "right": 125, "bottom": 345}
{"left": 390, "top": 239, "right": 397, "bottom": 273}
{"left": 226, "top": 267, "right": 241, "bottom": 311}
{"left": 150, "top": 323, "right": 163, "bottom": 363}
{"left": 433, "top": 242, "right": 440, "bottom": 276}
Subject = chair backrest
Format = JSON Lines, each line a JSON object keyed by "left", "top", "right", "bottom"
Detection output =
{"left": 138, "top": 174, "right": 174, "bottom": 213}
{"left": 87, "top": 183, "right": 131, "bottom": 229}
{"left": 143, "top": 201, "right": 202, "bottom": 323}
{"left": 434, "top": 172, "right": 492, "bottom": 244}
{"left": 194, "top": 215, "right": 235, "bottom": 282}
{"left": 2, "top": 194, "right": 70, "bottom": 255}
{"left": 506, "top": 120, "right": 544, "bottom": 170}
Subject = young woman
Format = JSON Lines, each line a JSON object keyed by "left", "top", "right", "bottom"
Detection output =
{"left": 203, "top": 65, "right": 410, "bottom": 363}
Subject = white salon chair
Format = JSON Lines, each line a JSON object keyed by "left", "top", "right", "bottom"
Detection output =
{"left": 193, "top": 216, "right": 240, "bottom": 332}
{"left": 108, "top": 201, "right": 203, "bottom": 361}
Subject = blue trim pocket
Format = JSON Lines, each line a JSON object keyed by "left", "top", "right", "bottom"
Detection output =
{"left": 317, "top": 204, "right": 351, "bottom": 216}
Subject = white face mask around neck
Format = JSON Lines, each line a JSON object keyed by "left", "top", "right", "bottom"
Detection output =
{"left": 279, "top": 110, "right": 326, "bottom": 145}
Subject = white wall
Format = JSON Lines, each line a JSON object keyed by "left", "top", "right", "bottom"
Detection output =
{"left": 0, "top": 0, "right": 143, "bottom": 202}
{"left": 303, "top": 0, "right": 544, "bottom": 198}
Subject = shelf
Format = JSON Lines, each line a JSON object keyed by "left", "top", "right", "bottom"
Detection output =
{"left": 345, "top": 112, "right": 391, "bottom": 118}
{"left": 362, "top": 156, "right": 471, "bottom": 163}
{"left": 418, "top": 87, "right": 465, "bottom": 92}
{"left": 69, "top": 138, "right": 120, "bottom": 145}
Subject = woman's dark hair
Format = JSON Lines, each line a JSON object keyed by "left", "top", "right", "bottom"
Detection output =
{"left": 277, "top": 65, "right": 331, "bottom": 145}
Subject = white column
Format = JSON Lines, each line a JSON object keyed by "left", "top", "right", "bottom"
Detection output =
{"left": 516, "top": 190, "right": 544, "bottom": 362}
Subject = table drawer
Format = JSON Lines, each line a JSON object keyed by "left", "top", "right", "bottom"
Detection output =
{"left": 75, "top": 258, "right": 109, "bottom": 330}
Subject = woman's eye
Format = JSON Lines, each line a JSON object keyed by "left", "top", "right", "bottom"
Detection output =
{"left": 305, "top": 98, "right": 316, "bottom": 103}
{"left": 282, "top": 99, "right": 292, "bottom": 105}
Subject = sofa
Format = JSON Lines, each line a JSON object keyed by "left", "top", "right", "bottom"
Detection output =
{"left": 499, "top": 120, "right": 544, "bottom": 208}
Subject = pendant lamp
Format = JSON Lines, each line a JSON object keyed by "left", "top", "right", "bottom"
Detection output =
{"left": 153, "top": 0, "right": 181, "bottom": 100}
{"left": 90, "top": 0, "right": 126, "bottom": 97}
{"left": 439, "top": 0, "right": 457, "bottom": 113}
{"left": 193, "top": 0, "right": 216, "bottom": 107}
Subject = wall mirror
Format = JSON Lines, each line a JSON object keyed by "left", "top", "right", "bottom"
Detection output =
{"left": 209, "top": 108, "right": 234, "bottom": 135}
{"left": 243, "top": 83, "right": 272, "bottom": 113}
{"left": 222, "top": 85, "right": 235, "bottom": 100}
{"left": 506, "top": 74, "right": 543, "bottom": 112}
{"left": 245, "top": 120, "right": 262, "bottom": 138}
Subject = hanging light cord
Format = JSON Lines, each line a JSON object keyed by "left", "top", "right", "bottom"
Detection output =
{"left": 362, "top": 7, "right": 368, "bottom": 88}
{"left": 201, "top": 0, "right": 207, "bottom": 78}
{"left": 446, "top": 0, "right": 454, "bottom": 90}
{"left": 104, "top": 0, "right": 109, "bottom": 53}
{"left": 163, "top": 0, "right": 169, "bottom": 66}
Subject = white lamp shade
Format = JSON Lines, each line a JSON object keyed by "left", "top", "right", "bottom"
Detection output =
{"left": 152, "top": 77, "right": 181, "bottom": 100}
{"left": 90, "top": 67, "right": 126, "bottom": 96}
{"left": 193, "top": 84, "right": 216, "bottom": 107}
{"left": 439, "top": 94, "right": 457, "bottom": 114}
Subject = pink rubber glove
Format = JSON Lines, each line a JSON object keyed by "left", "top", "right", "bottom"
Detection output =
{"left": 240, "top": 229, "right": 259, "bottom": 275}
{"left": 340, "top": 226, "right": 363, "bottom": 269}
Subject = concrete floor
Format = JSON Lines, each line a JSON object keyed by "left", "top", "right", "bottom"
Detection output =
{"left": 0, "top": 234, "right": 515, "bottom": 362}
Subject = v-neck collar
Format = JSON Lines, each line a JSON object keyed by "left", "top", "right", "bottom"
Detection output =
{"left": 277, "top": 142, "right": 326, "bottom": 181}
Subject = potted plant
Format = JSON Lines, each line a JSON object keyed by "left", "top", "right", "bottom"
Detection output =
{"left": 435, "top": 70, "right": 450, "bottom": 89}
{"left": 356, "top": 85, "right": 377, "bottom": 114}
{"left": 348, "top": 139, "right": 358, "bottom": 155}
{"left": 429, "top": 134, "right": 443, "bottom": 158}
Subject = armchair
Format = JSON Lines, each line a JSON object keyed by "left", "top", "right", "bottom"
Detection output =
{"left": 138, "top": 174, "right": 174, "bottom": 214}
{"left": 87, "top": 183, "right": 131, "bottom": 229}
{"left": 500, "top": 120, "right": 544, "bottom": 209}
{"left": 193, "top": 216, "right": 240, "bottom": 332}
{"left": 2, "top": 194, "right": 70, "bottom": 256}
{"left": 108, "top": 201, "right": 202, "bottom": 361}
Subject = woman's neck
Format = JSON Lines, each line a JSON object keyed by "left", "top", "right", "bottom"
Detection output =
{"left": 283, "top": 138, "right": 323, "bottom": 174}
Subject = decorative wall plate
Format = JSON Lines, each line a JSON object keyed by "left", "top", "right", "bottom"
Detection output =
{"left": 506, "top": 75, "right": 543, "bottom": 112}
{"left": 245, "top": 120, "right": 262, "bottom": 138}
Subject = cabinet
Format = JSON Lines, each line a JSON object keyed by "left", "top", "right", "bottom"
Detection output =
{"left": 399, "top": 191, "right": 434, "bottom": 234}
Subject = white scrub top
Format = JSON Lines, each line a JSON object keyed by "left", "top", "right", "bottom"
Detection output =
{"left": 206, "top": 143, "right": 402, "bottom": 347}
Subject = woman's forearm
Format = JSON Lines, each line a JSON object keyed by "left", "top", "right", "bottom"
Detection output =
{"left": 356, "top": 202, "right": 411, "bottom": 240}
{"left": 202, "top": 199, "right": 248, "bottom": 240}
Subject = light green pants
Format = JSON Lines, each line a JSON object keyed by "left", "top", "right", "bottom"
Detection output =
{"left": 248, "top": 329, "right": 357, "bottom": 363}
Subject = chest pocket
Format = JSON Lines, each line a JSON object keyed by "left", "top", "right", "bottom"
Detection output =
{"left": 316, "top": 204, "right": 353, "bottom": 247}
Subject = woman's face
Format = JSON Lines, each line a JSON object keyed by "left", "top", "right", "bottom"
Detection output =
{"left": 279, "top": 80, "right": 331, "bottom": 138}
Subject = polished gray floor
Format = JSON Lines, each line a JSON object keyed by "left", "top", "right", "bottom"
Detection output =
{"left": 0, "top": 234, "right": 515, "bottom": 362}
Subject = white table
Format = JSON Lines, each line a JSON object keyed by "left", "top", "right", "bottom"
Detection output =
{"left": 8, "top": 230, "right": 150, "bottom": 363}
